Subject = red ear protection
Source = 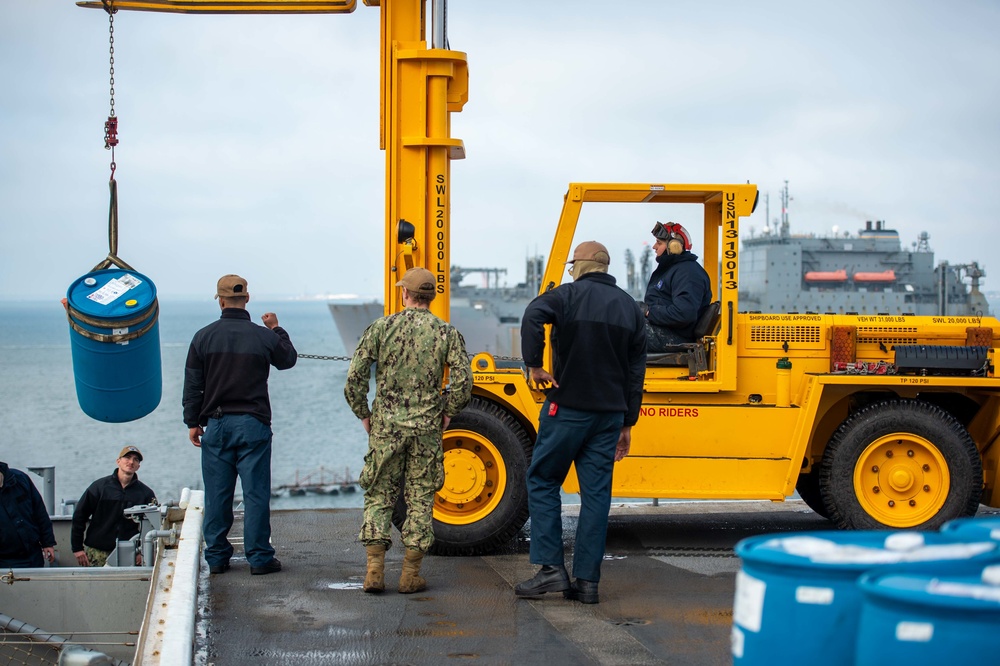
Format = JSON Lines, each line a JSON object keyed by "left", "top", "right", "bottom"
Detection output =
{"left": 661, "top": 222, "right": 692, "bottom": 254}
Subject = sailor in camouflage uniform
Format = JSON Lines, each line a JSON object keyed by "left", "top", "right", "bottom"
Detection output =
{"left": 344, "top": 267, "right": 472, "bottom": 594}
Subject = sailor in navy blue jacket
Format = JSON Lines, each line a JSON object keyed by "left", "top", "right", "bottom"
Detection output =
{"left": 0, "top": 462, "right": 56, "bottom": 568}
{"left": 642, "top": 221, "right": 712, "bottom": 350}
{"left": 515, "top": 241, "right": 646, "bottom": 603}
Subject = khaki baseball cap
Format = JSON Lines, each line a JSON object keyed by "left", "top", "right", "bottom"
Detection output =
{"left": 215, "top": 274, "right": 249, "bottom": 299}
{"left": 118, "top": 445, "right": 143, "bottom": 461}
{"left": 567, "top": 241, "right": 610, "bottom": 265}
{"left": 395, "top": 267, "right": 437, "bottom": 297}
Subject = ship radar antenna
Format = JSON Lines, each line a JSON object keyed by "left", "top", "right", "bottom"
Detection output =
{"left": 916, "top": 232, "right": 931, "bottom": 253}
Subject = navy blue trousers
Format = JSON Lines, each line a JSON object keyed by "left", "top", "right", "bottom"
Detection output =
{"left": 0, "top": 551, "right": 43, "bottom": 568}
{"left": 200, "top": 414, "right": 275, "bottom": 568}
{"left": 526, "top": 402, "right": 624, "bottom": 582}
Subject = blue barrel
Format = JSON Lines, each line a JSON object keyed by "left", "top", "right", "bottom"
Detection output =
{"left": 731, "top": 531, "right": 999, "bottom": 666}
{"left": 855, "top": 565, "right": 1000, "bottom": 662}
{"left": 66, "top": 268, "right": 161, "bottom": 423}
{"left": 941, "top": 516, "right": 1000, "bottom": 542}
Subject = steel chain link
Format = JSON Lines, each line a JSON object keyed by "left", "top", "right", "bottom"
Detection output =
{"left": 297, "top": 353, "right": 354, "bottom": 362}
{"left": 297, "top": 352, "right": 525, "bottom": 363}
{"left": 107, "top": 4, "right": 115, "bottom": 120}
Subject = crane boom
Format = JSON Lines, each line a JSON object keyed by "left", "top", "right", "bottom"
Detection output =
{"left": 77, "top": 1, "right": 357, "bottom": 14}
{"left": 77, "top": 0, "right": 467, "bottom": 321}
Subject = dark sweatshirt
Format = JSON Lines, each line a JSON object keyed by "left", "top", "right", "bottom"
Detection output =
{"left": 71, "top": 470, "right": 157, "bottom": 553}
{"left": 521, "top": 272, "right": 647, "bottom": 426}
{"left": 643, "top": 251, "right": 712, "bottom": 341}
{"left": 183, "top": 308, "right": 297, "bottom": 427}
{"left": 0, "top": 462, "right": 56, "bottom": 562}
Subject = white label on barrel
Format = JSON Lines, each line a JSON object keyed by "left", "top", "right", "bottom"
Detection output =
{"left": 113, "top": 327, "right": 130, "bottom": 346}
{"left": 87, "top": 275, "right": 143, "bottom": 305}
{"left": 795, "top": 586, "right": 834, "bottom": 605}
{"left": 730, "top": 626, "right": 745, "bottom": 658}
{"left": 896, "top": 621, "right": 933, "bottom": 642}
{"left": 733, "top": 570, "right": 766, "bottom": 632}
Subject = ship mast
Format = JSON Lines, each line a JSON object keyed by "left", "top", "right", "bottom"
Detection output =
{"left": 780, "top": 180, "right": 791, "bottom": 238}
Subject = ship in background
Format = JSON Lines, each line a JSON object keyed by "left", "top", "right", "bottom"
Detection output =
{"left": 740, "top": 183, "right": 990, "bottom": 317}
{"left": 328, "top": 257, "right": 544, "bottom": 357}
{"left": 330, "top": 187, "right": 990, "bottom": 354}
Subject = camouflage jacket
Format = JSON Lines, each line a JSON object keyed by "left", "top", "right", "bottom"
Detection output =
{"left": 344, "top": 307, "right": 472, "bottom": 437}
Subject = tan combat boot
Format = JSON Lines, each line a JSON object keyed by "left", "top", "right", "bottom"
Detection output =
{"left": 398, "top": 548, "right": 426, "bottom": 594}
{"left": 363, "top": 544, "right": 386, "bottom": 593}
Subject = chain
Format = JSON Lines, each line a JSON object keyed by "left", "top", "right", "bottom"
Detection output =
{"left": 483, "top": 354, "right": 524, "bottom": 362}
{"left": 297, "top": 352, "right": 525, "bottom": 364}
{"left": 297, "top": 353, "right": 355, "bottom": 362}
{"left": 645, "top": 546, "right": 738, "bottom": 558}
{"left": 102, "top": 0, "right": 119, "bottom": 178}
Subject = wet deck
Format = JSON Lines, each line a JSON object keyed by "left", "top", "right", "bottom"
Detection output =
{"left": 198, "top": 500, "right": 836, "bottom": 665}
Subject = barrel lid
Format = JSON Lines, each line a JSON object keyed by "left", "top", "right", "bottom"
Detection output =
{"left": 736, "top": 531, "right": 996, "bottom": 570}
{"left": 860, "top": 565, "right": 1000, "bottom": 612}
{"left": 942, "top": 516, "right": 1000, "bottom": 541}
{"left": 67, "top": 269, "right": 157, "bottom": 319}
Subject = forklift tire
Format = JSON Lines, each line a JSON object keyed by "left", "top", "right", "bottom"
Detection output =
{"left": 795, "top": 469, "right": 830, "bottom": 520}
{"left": 393, "top": 398, "right": 533, "bottom": 556}
{"left": 819, "top": 399, "right": 981, "bottom": 530}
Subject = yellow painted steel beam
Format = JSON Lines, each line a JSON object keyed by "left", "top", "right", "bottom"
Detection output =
{"left": 77, "top": 0, "right": 356, "bottom": 13}
{"left": 379, "top": 1, "right": 468, "bottom": 322}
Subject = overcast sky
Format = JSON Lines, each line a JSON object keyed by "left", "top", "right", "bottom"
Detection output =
{"left": 2, "top": 1, "right": 998, "bottom": 301}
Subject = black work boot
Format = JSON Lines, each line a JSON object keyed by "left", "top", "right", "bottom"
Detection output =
{"left": 563, "top": 578, "right": 599, "bottom": 604}
{"left": 514, "top": 564, "right": 570, "bottom": 597}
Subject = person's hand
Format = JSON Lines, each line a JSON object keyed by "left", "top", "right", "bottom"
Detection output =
{"left": 528, "top": 367, "right": 559, "bottom": 390}
{"left": 41, "top": 547, "right": 55, "bottom": 564}
{"left": 261, "top": 312, "right": 279, "bottom": 329}
{"left": 189, "top": 426, "right": 204, "bottom": 447}
{"left": 443, "top": 415, "right": 451, "bottom": 430}
{"left": 361, "top": 417, "right": 371, "bottom": 434}
{"left": 614, "top": 426, "right": 632, "bottom": 462}
{"left": 74, "top": 549, "right": 89, "bottom": 566}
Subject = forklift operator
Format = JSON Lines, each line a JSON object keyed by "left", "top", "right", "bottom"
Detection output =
{"left": 641, "top": 221, "right": 712, "bottom": 352}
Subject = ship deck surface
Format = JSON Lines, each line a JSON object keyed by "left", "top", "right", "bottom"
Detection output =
{"left": 201, "top": 500, "right": 836, "bottom": 665}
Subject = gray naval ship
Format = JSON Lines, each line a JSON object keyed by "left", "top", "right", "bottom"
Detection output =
{"left": 328, "top": 257, "right": 545, "bottom": 358}
{"left": 330, "top": 212, "right": 990, "bottom": 356}
{"left": 740, "top": 217, "right": 990, "bottom": 317}
{"left": 328, "top": 252, "right": 660, "bottom": 357}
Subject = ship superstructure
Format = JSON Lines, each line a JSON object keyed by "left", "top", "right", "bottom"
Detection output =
{"left": 740, "top": 185, "right": 989, "bottom": 316}
{"left": 329, "top": 256, "right": 543, "bottom": 356}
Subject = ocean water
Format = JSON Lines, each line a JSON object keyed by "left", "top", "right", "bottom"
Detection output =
{"left": 0, "top": 299, "right": 370, "bottom": 511}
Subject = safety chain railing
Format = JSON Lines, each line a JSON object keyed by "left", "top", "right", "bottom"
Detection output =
{"left": 296, "top": 353, "right": 355, "bottom": 362}
{"left": 297, "top": 353, "right": 525, "bottom": 364}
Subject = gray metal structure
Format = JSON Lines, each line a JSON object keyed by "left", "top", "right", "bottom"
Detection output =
{"left": 329, "top": 256, "right": 544, "bottom": 357}
{"left": 740, "top": 187, "right": 989, "bottom": 317}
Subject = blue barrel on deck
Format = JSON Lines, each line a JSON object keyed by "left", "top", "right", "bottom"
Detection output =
{"left": 66, "top": 268, "right": 161, "bottom": 423}
{"left": 731, "top": 530, "right": 1000, "bottom": 666}
{"left": 941, "top": 516, "right": 1000, "bottom": 543}
{"left": 855, "top": 565, "right": 1000, "bottom": 663}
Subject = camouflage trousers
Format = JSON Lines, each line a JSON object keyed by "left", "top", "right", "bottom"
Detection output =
{"left": 358, "top": 432, "right": 444, "bottom": 553}
{"left": 85, "top": 546, "right": 110, "bottom": 567}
